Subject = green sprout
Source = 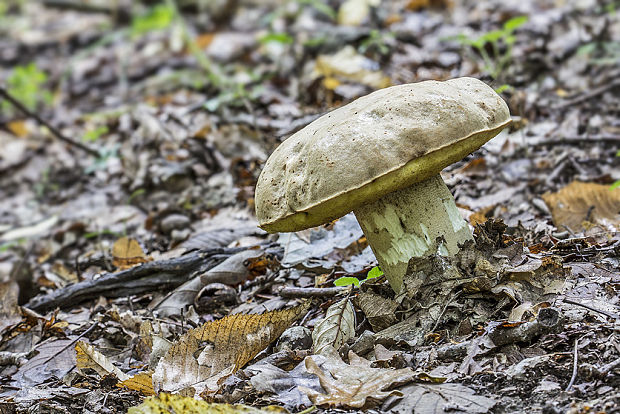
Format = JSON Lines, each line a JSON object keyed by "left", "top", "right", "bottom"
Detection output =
{"left": 612, "top": 150, "right": 620, "bottom": 190}
{"left": 131, "top": 4, "right": 175, "bottom": 37}
{"left": 83, "top": 126, "right": 109, "bottom": 142}
{"left": 450, "top": 16, "right": 528, "bottom": 80}
{"left": 359, "top": 30, "right": 394, "bottom": 56}
{"left": 2, "top": 63, "right": 52, "bottom": 116}
{"left": 334, "top": 266, "right": 384, "bottom": 287}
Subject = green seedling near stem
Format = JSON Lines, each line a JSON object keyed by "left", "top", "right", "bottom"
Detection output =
{"left": 334, "top": 266, "right": 384, "bottom": 287}
{"left": 612, "top": 150, "right": 620, "bottom": 190}
{"left": 451, "top": 16, "right": 528, "bottom": 80}
{"left": 131, "top": 3, "right": 175, "bottom": 37}
{"left": 83, "top": 126, "right": 109, "bottom": 142}
{"left": 1, "top": 63, "right": 52, "bottom": 116}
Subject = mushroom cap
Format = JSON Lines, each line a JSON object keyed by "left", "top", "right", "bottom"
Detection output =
{"left": 255, "top": 77, "right": 511, "bottom": 233}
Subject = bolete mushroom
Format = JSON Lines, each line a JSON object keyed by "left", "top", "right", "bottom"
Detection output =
{"left": 255, "top": 77, "right": 511, "bottom": 292}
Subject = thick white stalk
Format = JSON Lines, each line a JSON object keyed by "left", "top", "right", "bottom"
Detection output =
{"left": 354, "top": 174, "right": 472, "bottom": 293}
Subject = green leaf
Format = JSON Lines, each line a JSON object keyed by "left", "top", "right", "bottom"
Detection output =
{"left": 334, "top": 276, "right": 360, "bottom": 287}
{"left": 494, "top": 84, "right": 513, "bottom": 94}
{"left": 259, "top": 32, "right": 294, "bottom": 45}
{"left": 611, "top": 180, "right": 620, "bottom": 190}
{"left": 366, "top": 266, "right": 384, "bottom": 280}
{"left": 83, "top": 126, "right": 109, "bottom": 142}
{"left": 131, "top": 4, "right": 174, "bottom": 36}
{"left": 503, "top": 16, "right": 528, "bottom": 32}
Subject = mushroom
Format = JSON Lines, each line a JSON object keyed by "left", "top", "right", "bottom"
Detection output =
{"left": 255, "top": 77, "right": 511, "bottom": 292}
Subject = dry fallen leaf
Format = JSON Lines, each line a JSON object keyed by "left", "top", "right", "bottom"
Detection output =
{"left": 153, "top": 301, "right": 311, "bottom": 396}
{"left": 75, "top": 340, "right": 129, "bottom": 381}
{"left": 119, "top": 372, "right": 156, "bottom": 396}
{"left": 127, "top": 393, "right": 289, "bottom": 413}
{"left": 385, "top": 382, "right": 496, "bottom": 413}
{"left": 542, "top": 181, "right": 620, "bottom": 232}
{"left": 312, "top": 298, "right": 355, "bottom": 355}
{"left": 111, "top": 236, "right": 150, "bottom": 269}
{"left": 300, "top": 350, "right": 416, "bottom": 408}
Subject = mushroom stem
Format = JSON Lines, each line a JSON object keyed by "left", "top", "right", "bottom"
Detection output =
{"left": 353, "top": 174, "right": 472, "bottom": 293}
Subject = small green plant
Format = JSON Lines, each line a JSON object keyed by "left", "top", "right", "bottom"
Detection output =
{"left": 612, "top": 150, "right": 620, "bottom": 190}
{"left": 450, "top": 16, "right": 528, "bottom": 79}
{"left": 83, "top": 126, "right": 109, "bottom": 142}
{"left": 358, "top": 30, "right": 394, "bottom": 56}
{"left": 131, "top": 3, "right": 175, "bottom": 37}
{"left": 334, "top": 266, "right": 384, "bottom": 287}
{"left": 259, "top": 32, "right": 294, "bottom": 46}
{"left": 1, "top": 63, "right": 52, "bottom": 116}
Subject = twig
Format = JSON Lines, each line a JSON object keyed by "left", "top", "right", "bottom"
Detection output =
{"left": 562, "top": 298, "right": 619, "bottom": 320}
{"left": 430, "top": 290, "right": 461, "bottom": 333}
{"left": 531, "top": 135, "right": 620, "bottom": 148}
{"left": 279, "top": 286, "right": 351, "bottom": 298}
{"left": 41, "top": 322, "right": 99, "bottom": 365}
{"left": 554, "top": 77, "right": 620, "bottom": 109}
{"left": 0, "top": 86, "right": 99, "bottom": 156}
{"left": 565, "top": 337, "right": 579, "bottom": 391}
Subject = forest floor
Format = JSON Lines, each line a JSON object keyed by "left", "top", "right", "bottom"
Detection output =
{"left": 0, "top": 0, "right": 619, "bottom": 413}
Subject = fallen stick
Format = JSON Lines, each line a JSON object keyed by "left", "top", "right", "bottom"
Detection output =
{"left": 26, "top": 247, "right": 246, "bottom": 312}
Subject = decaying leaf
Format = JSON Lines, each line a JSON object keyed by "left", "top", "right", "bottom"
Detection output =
{"left": 111, "top": 236, "right": 150, "bottom": 269}
{"left": 75, "top": 340, "right": 129, "bottom": 381}
{"left": 127, "top": 393, "right": 289, "bottom": 413}
{"left": 300, "top": 350, "right": 416, "bottom": 408}
{"left": 119, "top": 371, "right": 156, "bottom": 396}
{"left": 312, "top": 298, "right": 355, "bottom": 355}
{"left": 153, "top": 301, "right": 311, "bottom": 396}
{"left": 384, "top": 382, "right": 496, "bottom": 414}
{"left": 542, "top": 181, "right": 620, "bottom": 232}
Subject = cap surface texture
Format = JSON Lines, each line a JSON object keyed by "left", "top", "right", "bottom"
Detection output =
{"left": 255, "top": 77, "right": 511, "bottom": 232}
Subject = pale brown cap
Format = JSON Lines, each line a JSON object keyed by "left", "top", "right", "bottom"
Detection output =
{"left": 255, "top": 77, "right": 511, "bottom": 232}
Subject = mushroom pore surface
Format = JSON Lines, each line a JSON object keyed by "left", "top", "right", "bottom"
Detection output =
{"left": 255, "top": 77, "right": 511, "bottom": 233}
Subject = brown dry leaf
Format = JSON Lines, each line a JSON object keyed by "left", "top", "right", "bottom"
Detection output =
{"left": 119, "top": 372, "right": 156, "bottom": 396}
{"left": 111, "top": 236, "right": 150, "bottom": 269}
{"left": 0, "top": 281, "right": 22, "bottom": 333}
{"left": 153, "top": 301, "right": 311, "bottom": 396}
{"left": 300, "top": 350, "right": 416, "bottom": 408}
{"left": 542, "top": 181, "right": 620, "bottom": 232}
{"left": 75, "top": 340, "right": 129, "bottom": 381}
{"left": 7, "top": 120, "right": 29, "bottom": 137}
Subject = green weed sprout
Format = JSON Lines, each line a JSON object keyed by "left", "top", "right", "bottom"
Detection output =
{"left": 612, "top": 150, "right": 620, "bottom": 190}
{"left": 131, "top": 4, "right": 175, "bottom": 37}
{"left": 2, "top": 63, "right": 52, "bottom": 116}
{"left": 83, "top": 126, "right": 109, "bottom": 142}
{"left": 334, "top": 266, "right": 384, "bottom": 287}
{"left": 451, "top": 16, "right": 528, "bottom": 80}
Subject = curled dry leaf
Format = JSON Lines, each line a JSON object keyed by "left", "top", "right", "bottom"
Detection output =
{"left": 153, "top": 301, "right": 311, "bottom": 396}
{"left": 300, "top": 349, "right": 416, "bottom": 408}
{"left": 75, "top": 340, "right": 129, "bottom": 381}
{"left": 312, "top": 298, "right": 355, "bottom": 355}
{"left": 542, "top": 181, "right": 620, "bottom": 232}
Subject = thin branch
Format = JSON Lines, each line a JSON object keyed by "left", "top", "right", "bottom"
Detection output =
{"left": 0, "top": 86, "right": 99, "bottom": 156}
{"left": 565, "top": 337, "right": 579, "bottom": 391}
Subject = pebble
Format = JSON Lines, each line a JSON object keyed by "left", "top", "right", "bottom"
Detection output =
{"left": 160, "top": 214, "right": 190, "bottom": 234}
{"left": 275, "top": 326, "right": 312, "bottom": 352}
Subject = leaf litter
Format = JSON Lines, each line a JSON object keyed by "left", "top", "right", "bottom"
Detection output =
{"left": 0, "top": 0, "right": 619, "bottom": 413}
